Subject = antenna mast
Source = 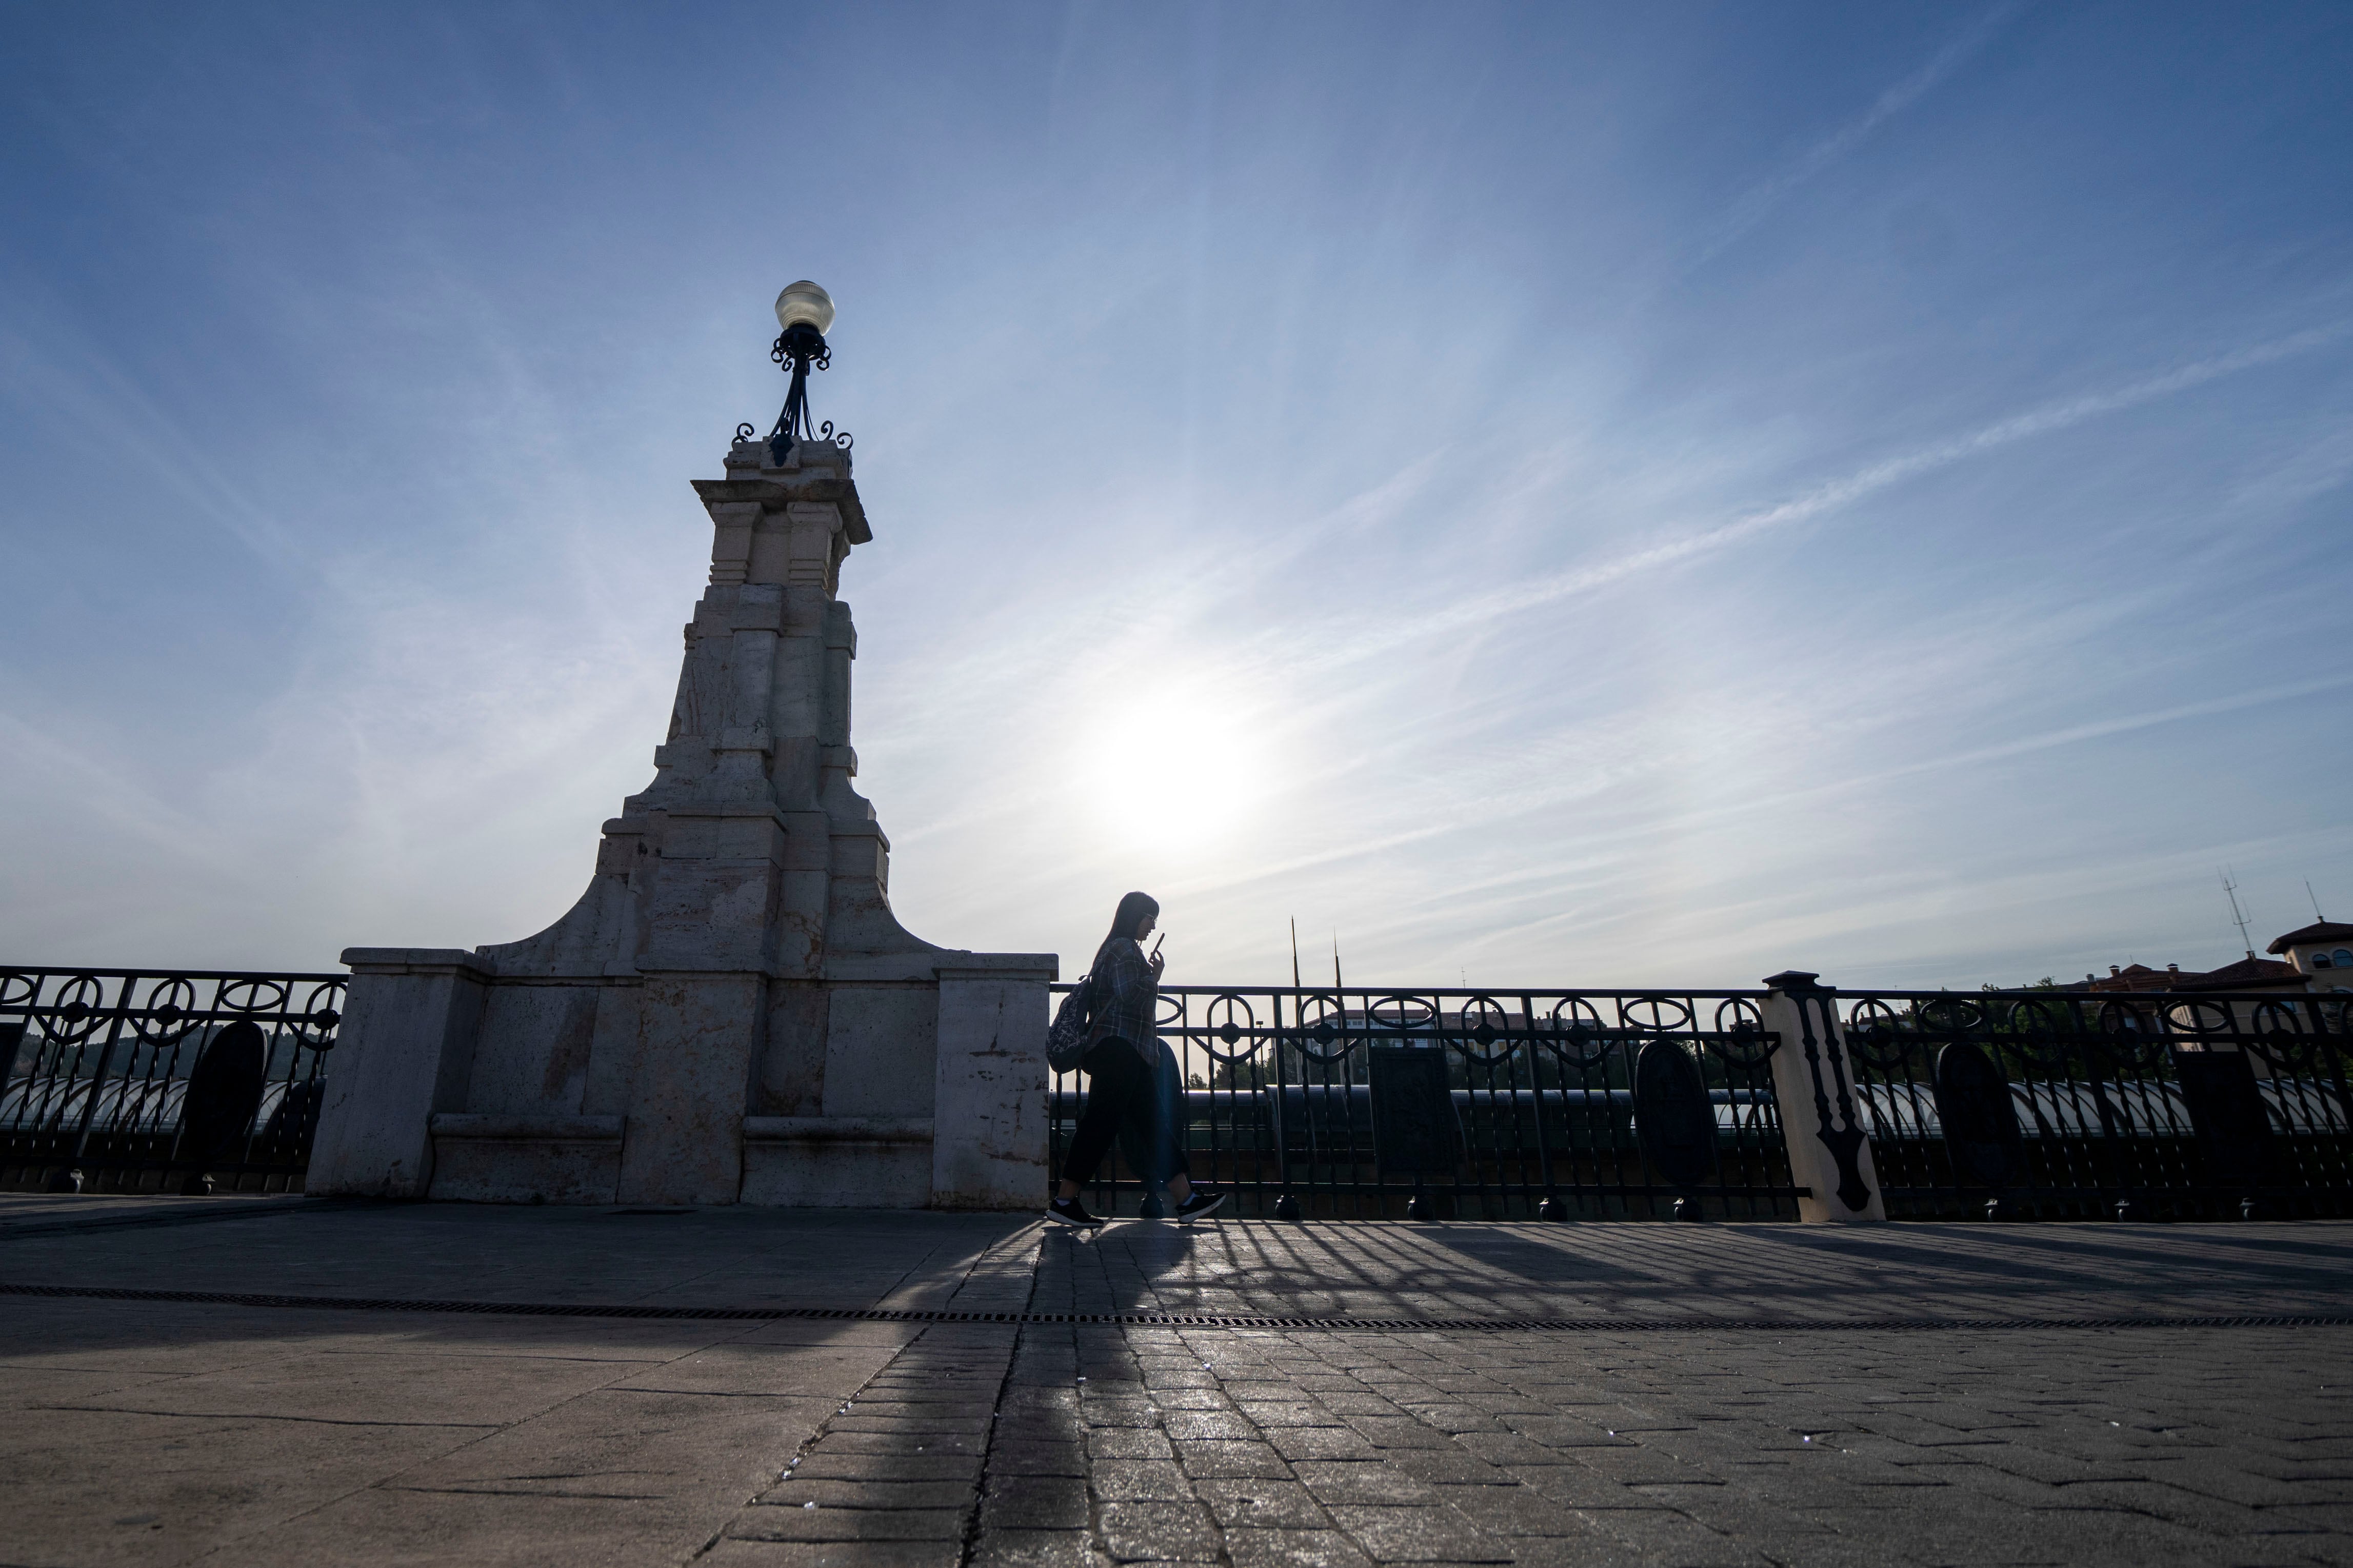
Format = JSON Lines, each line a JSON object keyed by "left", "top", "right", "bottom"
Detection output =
{"left": 2310, "top": 881, "right": 2328, "bottom": 922}
{"left": 2220, "top": 870, "right": 2256, "bottom": 960}
{"left": 1290, "top": 918, "right": 1302, "bottom": 990}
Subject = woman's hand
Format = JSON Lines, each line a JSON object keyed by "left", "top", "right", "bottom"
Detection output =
{"left": 1147, "top": 948, "right": 1166, "bottom": 981}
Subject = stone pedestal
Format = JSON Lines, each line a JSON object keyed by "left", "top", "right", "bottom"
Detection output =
{"left": 306, "top": 950, "right": 491, "bottom": 1199}
{"left": 310, "top": 439, "right": 1054, "bottom": 1208}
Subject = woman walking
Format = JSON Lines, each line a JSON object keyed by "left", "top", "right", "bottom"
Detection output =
{"left": 1048, "top": 892, "right": 1226, "bottom": 1229}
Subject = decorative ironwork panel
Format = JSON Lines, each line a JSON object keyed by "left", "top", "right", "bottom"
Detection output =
{"left": 180, "top": 1020, "right": 270, "bottom": 1163}
{"left": 1933, "top": 1041, "right": 2025, "bottom": 1190}
{"left": 1840, "top": 987, "right": 2351, "bottom": 1218}
{"left": 1367, "top": 1048, "right": 1462, "bottom": 1181}
{"left": 1633, "top": 1039, "right": 1719, "bottom": 1192}
{"left": 1047, "top": 984, "right": 1801, "bottom": 1220}
{"left": 0, "top": 969, "right": 343, "bottom": 1195}
{"left": 2173, "top": 1050, "right": 2278, "bottom": 1190}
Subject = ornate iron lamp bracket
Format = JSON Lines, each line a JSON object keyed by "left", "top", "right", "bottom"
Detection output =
{"left": 765, "top": 324, "right": 852, "bottom": 465}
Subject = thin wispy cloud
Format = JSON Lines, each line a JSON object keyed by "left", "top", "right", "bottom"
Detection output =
{"left": 1688, "top": 1, "right": 2022, "bottom": 272}
{"left": 1279, "top": 318, "right": 2353, "bottom": 683}
{"left": 0, "top": 305, "right": 321, "bottom": 578}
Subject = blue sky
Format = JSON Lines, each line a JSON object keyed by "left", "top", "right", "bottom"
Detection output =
{"left": 2, "top": 2, "right": 2348, "bottom": 990}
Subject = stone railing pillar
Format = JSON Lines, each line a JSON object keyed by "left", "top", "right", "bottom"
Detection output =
{"left": 1761, "top": 971, "right": 1887, "bottom": 1223}
{"left": 308, "top": 949, "right": 492, "bottom": 1198}
{"left": 930, "top": 958, "right": 1056, "bottom": 1209}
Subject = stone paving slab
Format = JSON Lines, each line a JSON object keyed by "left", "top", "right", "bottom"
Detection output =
{"left": 0, "top": 1293, "right": 926, "bottom": 1567}
{"left": 0, "top": 1191, "right": 311, "bottom": 1239}
{"left": 2, "top": 1200, "right": 2349, "bottom": 1566}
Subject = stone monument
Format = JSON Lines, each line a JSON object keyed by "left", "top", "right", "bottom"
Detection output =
{"left": 307, "top": 284, "right": 1055, "bottom": 1209}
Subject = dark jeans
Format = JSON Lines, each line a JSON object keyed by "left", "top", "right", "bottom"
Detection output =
{"left": 1061, "top": 1037, "right": 1191, "bottom": 1188}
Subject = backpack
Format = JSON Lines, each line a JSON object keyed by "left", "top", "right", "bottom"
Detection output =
{"left": 1047, "top": 971, "right": 1103, "bottom": 1074}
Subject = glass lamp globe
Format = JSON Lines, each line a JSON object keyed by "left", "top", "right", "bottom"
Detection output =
{"left": 774, "top": 280, "right": 835, "bottom": 336}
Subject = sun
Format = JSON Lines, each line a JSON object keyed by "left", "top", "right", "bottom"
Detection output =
{"left": 1074, "top": 686, "right": 1264, "bottom": 857}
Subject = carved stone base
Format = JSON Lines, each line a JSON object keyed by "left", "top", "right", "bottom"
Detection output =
{"left": 427, "top": 1114, "right": 625, "bottom": 1204}
{"left": 740, "top": 1117, "right": 934, "bottom": 1207}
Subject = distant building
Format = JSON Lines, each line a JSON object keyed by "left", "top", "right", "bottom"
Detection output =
{"left": 2266, "top": 920, "right": 2353, "bottom": 992}
{"left": 2071, "top": 922, "right": 2347, "bottom": 995}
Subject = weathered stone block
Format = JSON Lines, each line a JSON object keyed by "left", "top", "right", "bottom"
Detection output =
{"left": 427, "top": 1113, "right": 624, "bottom": 1203}
{"left": 616, "top": 973, "right": 764, "bottom": 1205}
{"left": 823, "top": 987, "right": 940, "bottom": 1119}
{"left": 308, "top": 949, "right": 490, "bottom": 1198}
{"left": 462, "top": 984, "right": 600, "bottom": 1115}
{"left": 740, "top": 1116, "right": 934, "bottom": 1205}
{"left": 932, "top": 962, "right": 1055, "bottom": 1210}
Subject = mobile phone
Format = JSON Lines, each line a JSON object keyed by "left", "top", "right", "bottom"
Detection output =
{"left": 1150, "top": 933, "right": 1166, "bottom": 957}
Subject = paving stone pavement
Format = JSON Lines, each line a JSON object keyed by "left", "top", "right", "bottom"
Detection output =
{"left": 2, "top": 1198, "right": 2349, "bottom": 1567}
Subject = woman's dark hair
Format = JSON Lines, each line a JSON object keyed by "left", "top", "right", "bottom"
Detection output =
{"left": 1108, "top": 891, "right": 1160, "bottom": 942}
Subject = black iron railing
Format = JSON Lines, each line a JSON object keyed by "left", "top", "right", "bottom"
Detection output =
{"left": 1836, "top": 988, "right": 2353, "bottom": 1219}
{"left": 0, "top": 969, "right": 344, "bottom": 1195}
{"left": 1047, "top": 985, "right": 1804, "bottom": 1220}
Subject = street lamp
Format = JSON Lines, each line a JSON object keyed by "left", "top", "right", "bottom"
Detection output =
{"left": 753, "top": 280, "right": 850, "bottom": 465}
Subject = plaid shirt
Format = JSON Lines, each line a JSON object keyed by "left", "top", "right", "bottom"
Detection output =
{"left": 1087, "top": 936, "right": 1159, "bottom": 1063}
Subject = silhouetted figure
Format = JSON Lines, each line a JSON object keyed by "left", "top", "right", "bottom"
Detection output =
{"left": 1047, "top": 891, "right": 1225, "bottom": 1228}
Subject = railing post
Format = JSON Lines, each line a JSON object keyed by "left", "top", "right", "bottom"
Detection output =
{"left": 1273, "top": 990, "right": 1301, "bottom": 1220}
{"left": 1761, "top": 971, "right": 1886, "bottom": 1223}
{"left": 308, "top": 949, "right": 492, "bottom": 1198}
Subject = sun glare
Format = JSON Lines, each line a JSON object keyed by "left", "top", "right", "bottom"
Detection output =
{"left": 1076, "top": 687, "right": 1266, "bottom": 857}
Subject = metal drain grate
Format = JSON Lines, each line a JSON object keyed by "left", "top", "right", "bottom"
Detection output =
{"left": 3, "top": 1282, "right": 2348, "bottom": 1334}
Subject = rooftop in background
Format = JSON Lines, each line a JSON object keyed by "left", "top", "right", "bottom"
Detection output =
{"left": 2176, "top": 954, "right": 2313, "bottom": 992}
{"left": 2268, "top": 920, "right": 2353, "bottom": 955}
{"left": 2071, "top": 956, "right": 2309, "bottom": 993}
{"left": 2070, "top": 917, "right": 2353, "bottom": 993}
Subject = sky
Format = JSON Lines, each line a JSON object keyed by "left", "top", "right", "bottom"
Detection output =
{"left": 1, "top": 2, "right": 2349, "bottom": 992}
